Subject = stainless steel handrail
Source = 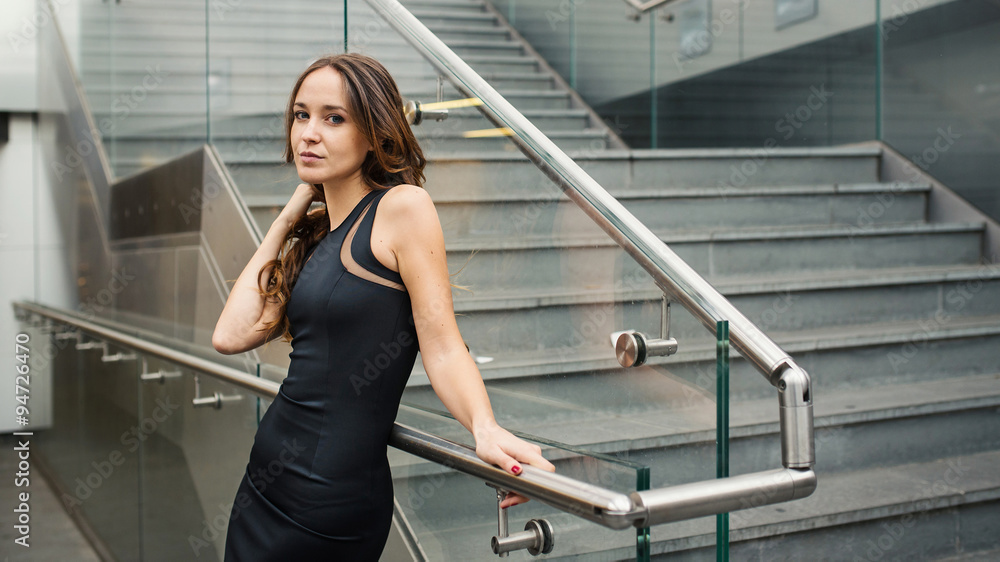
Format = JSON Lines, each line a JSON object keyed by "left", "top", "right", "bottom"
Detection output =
{"left": 14, "top": 301, "right": 276, "bottom": 398}
{"left": 14, "top": 299, "right": 814, "bottom": 528}
{"left": 11, "top": 300, "right": 639, "bottom": 529}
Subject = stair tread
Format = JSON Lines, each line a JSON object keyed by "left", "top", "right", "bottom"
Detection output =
{"left": 394, "top": 373, "right": 1000, "bottom": 468}
{"left": 89, "top": 106, "right": 583, "bottom": 120}
{"left": 445, "top": 263, "right": 1000, "bottom": 311}
{"left": 495, "top": 373, "right": 1000, "bottom": 454}
{"left": 116, "top": 127, "right": 603, "bottom": 141}
{"left": 416, "top": 22, "right": 506, "bottom": 33}
{"left": 150, "top": 144, "right": 883, "bottom": 166}
{"left": 407, "top": 8, "right": 494, "bottom": 19}
{"left": 435, "top": 39, "right": 522, "bottom": 49}
{"left": 418, "top": 144, "right": 885, "bottom": 162}
{"left": 440, "top": 221, "right": 984, "bottom": 252}
{"left": 404, "top": 314, "right": 1000, "bottom": 384}
{"left": 242, "top": 181, "right": 930, "bottom": 206}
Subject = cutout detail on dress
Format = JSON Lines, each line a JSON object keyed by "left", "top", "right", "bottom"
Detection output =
{"left": 341, "top": 202, "right": 406, "bottom": 292}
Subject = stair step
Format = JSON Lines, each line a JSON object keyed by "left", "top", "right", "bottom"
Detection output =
{"left": 137, "top": 107, "right": 583, "bottom": 139}
{"left": 424, "top": 23, "right": 510, "bottom": 42}
{"left": 421, "top": 146, "right": 884, "bottom": 195}
{"left": 442, "top": 222, "right": 984, "bottom": 291}
{"left": 80, "top": 41, "right": 525, "bottom": 64}
{"left": 397, "top": 369, "right": 1000, "bottom": 468}
{"left": 434, "top": 39, "right": 523, "bottom": 51}
{"left": 439, "top": 264, "right": 1000, "bottom": 355}
{"left": 246, "top": 181, "right": 929, "bottom": 240}
{"left": 217, "top": 147, "right": 884, "bottom": 201}
{"left": 406, "top": 8, "right": 497, "bottom": 23}
{"left": 105, "top": 127, "right": 604, "bottom": 163}
{"left": 403, "top": 313, "right": 1000, "bottom": 386}
{"left": 433, "top": 182, "right": 928, "bottom": 238}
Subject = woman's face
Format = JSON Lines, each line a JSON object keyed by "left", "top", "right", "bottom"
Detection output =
{"left": 290, "top": 67, "right": 373, "bottom": 188}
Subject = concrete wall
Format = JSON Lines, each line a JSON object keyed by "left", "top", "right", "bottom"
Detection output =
{"left": 593, "top": 0, "right": 1000, "bottom": 222}
{"left": 493, "top": 0, "right": 957, "bottom": 106}
{"left": 0, "top": 0, "right": 83, "bottom": 433}
{"left": 0, "top": 113, "right": 77, "bottom": 432}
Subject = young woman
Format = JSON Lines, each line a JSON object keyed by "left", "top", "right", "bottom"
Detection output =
{"left": 212, "top": 54, "right": 553, "bottom": 560}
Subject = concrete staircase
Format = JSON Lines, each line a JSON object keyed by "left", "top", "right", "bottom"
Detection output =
{"left": 384, "top": 147, "right": 1000, "bottom": 560}
{"left": 76, "top": 0, "right": 1000, "bottom": 560}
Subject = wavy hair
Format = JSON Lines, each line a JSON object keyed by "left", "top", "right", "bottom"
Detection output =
{"left": 257, "top": 54, "right": 427, "bottom": 343}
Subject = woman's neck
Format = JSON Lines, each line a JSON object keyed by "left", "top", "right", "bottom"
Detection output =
{"left": 322, "top": 178, "right": 372, "bottom": 232}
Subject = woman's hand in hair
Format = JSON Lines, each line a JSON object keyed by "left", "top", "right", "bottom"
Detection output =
{"left": 277, "top": 183, "right": 325, "bottom": 230}
{"left": 214, "top": 182, "right": 322, "bottom": 355}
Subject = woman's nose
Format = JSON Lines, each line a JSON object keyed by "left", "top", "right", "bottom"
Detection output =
{"left": 301, "top": 120, "right": 320, "bottom": 142}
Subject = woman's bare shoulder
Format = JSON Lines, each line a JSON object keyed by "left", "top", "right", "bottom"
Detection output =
{"left": 379, "top": 184, "right": 437, "bottom": 222}
{"left": 375, "top": 185, "right": 442, "bottom": 257}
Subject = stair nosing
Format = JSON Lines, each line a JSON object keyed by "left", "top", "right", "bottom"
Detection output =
{"left": 242, "top": 182, "right": 929, "bottom": 207}
{"left": 403, "top": 315, "right": 1000, "bottom": 384}
{"left": 440, "top": 221, "right": 984, "bottom": 252}
{"left": 397, "top": 374, "right": 1000, "bottom": 461}
{"left": 442, "top": 263, "right": 1000, "bottom": 312}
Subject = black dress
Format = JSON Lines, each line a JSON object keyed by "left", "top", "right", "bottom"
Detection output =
{"left": 224, "top": 187, "right": 419, "bottom": 561}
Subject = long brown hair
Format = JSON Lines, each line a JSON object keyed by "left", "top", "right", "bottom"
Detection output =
{"left": 257, "top": 54, "right": 427, "bottom": 343}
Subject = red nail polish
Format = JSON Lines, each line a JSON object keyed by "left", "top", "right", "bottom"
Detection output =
{"left": 512, "top": 466, "right": 521, "bottom": 475}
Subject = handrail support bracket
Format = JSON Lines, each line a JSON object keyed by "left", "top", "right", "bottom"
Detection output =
{"left": 775, "top": 363, "right": 815, "bottom": 469}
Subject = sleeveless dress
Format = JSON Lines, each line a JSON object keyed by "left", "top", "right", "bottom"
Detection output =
{"left": 224, "top": 187, "right": 419, "bottom": 561}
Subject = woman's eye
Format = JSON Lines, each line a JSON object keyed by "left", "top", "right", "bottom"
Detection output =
{"left": 293, "top": 110, "right": 308, "bottom": 120}
{"left": 328, "top": 114, "right": 344, "bottom": 124}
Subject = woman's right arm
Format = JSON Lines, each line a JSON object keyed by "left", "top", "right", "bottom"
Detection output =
{"left": 212, "top": 183, "right": 321, "bottom": 355}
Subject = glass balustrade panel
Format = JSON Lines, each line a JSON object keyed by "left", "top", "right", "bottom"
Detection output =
{"left": 16, "top": 310, "right": 267, "bottom": 561}
{"left": 137, "top": 356, "right": 262, "bottom": 562}
{"left": 27, "top": 324, "right": 143, "bottom": 560}
{"left": 391, "top": 405, "right": 649, "bottom": 561}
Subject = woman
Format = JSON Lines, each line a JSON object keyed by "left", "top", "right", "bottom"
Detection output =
{"left": 212, "top": 53, "right": 553, "bottom": 560}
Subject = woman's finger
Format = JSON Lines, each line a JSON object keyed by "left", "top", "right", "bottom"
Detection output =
{"left": 476, "top": 441, "right": 521, "bottom": 476}
{"left": 501, "top": 440, "right": 555, "bottom": 472}
{"left": 500, "top": 492, "right": 530, "bottom": 509}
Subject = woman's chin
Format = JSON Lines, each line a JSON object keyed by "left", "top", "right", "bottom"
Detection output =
{"left": 296, "top": 169, "right": 328, "bottom": 185}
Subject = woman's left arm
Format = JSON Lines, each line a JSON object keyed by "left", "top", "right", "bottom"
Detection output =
{"left": 383, "top": 186, "right": 555, "bottom": 507}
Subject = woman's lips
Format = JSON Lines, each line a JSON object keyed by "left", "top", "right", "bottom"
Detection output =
{"left": 300, "top": 152, "right": 323, "bottom": 163}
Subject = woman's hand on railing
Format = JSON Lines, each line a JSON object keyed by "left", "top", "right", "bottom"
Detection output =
{"left": 474, "top": 424, "right": 556, "bottom": 508}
